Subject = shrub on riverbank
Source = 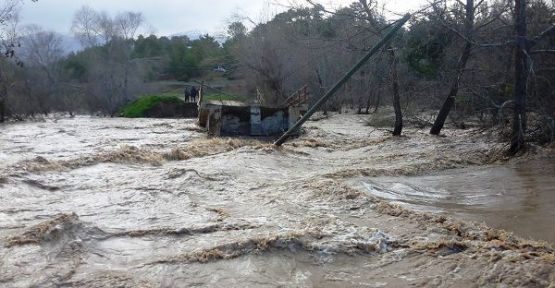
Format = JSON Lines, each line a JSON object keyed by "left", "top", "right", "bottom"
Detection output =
{"left": 120, "top": 95, "right": 184, "bottom": 118}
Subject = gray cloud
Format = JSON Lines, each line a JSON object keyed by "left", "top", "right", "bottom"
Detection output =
{"left": 20, "top": 0, "right": 425, "bottom": 36}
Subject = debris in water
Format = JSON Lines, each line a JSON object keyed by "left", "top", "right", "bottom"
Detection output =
{"left": 22, "top": 179, "right": 61, "bottom": 191}
{"left": 163, "top": 138, "right": 266, "bottom": 161}
{"left": 5, "top": 213, "right": 80, "bottom": 247}
{"left": 166, "top": 168, "right": 219, "bottom": 180}
{"left": 109, "top": 223, "right": 258, "bottom": 238}
{"left": 5, "top": 138, "right": 271, "bottom": 175}
{"left": 206, "top": 208, "right": 230, "bottom": 221}
{"left": 147, "top": 228, "right": 391, "bottom": 265}
{"left": 302, "top": 179, "right": 363, "bottom": 200}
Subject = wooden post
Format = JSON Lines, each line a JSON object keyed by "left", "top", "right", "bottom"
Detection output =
{"left": 274, "top": 14, "right": 411, "bottom": 146}
{"left": 198, "top": 81, "right": 204, "bottom": 105}
{"left": 197, "top": 81, "right": 205, "bottom": 125}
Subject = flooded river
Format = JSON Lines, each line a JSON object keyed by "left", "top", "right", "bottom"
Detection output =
{"left": 0, "top": 116, "right": 553, "bottom": 287}
{"left": 361, "top": 158, "right": 555, "bottom": 244}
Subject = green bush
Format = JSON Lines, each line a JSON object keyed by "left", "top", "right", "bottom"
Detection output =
{"left": 120, "top": 95, "right": 184, "bottom": 118}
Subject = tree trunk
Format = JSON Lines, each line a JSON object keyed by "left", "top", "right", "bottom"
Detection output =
{"left": 0, "top": 69, "right": 6, "bottom": 123}
{"left": 373, "top": 91, "right": 380, "bottom": 113}
{"left": 430, "top": 0, "right": 474, "bottom": 135}
{"left": 365, "top": 91, "right": 372, "bottom": 114}
{"left": 315, "top": 68, "right": 328, "bottom": 115}
{"left": 124, "top": 61, "right": 130, "bottom": 102}
{"left": 0, "top": 97, "right": 5, "bottom": 123}
{"left": 357, "top": 1, "right": 403, "bottom": 125}
{"left": 509, "top": 0, "right": 528, "bottom": 155}
{"left": 388, "top": 49, "right": 403, "bottom": 136}
{"left": 357, "top": 72, "right": 364, "bottom": 114}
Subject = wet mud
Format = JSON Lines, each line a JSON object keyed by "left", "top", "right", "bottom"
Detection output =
{"left": 0, "top": 115, "right": 553, "bottom": 287}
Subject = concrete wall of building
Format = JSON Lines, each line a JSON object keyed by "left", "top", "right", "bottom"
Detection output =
{"left": 200, "top": 104, "right": 289, "bottom": 137}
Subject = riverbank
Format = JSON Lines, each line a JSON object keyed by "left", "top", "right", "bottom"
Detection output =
{"left": 0, "top": 115, "right": 553, "bottom": 287}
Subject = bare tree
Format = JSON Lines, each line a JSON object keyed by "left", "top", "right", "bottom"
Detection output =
{"left": 430, "top": 0, "right": 476, "bottom": 135}
{"left": 358, "top": 0, "right": 404, "bottom": 135}
{"left": 235, "top": 18, "right": 298, "bottom": 106}
{"left": 509, "top": 0, "right": 529, "bottom": 154}
{"left": 115, "top": 12, "right": 144, "bottom": 40}
{"left": 115, "top": 12, "right": 144, "bottom": 102}
{"left": 71, "top": 6, "right": 145, "bottom": 115}
{"left": 388, "top": 47, "right": 403, "bottom": 135}
{"left": 508, "top": 0, "right": 555, "bottom": 154}
{"left": 303, "top": 0, "right": 406, "bottom": 134}
{"left": 18, "top": 25, "right": 64, "bottom": 114}
{"left": 0, "top": 0, "right": 22, "bottom": 122}
{"left": 71, "top": 6, "right": 101, "bottom": 47}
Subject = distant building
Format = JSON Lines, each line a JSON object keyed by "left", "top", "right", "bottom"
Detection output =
{"left": 213, "top": 66, "right": 227, "bottom": 73}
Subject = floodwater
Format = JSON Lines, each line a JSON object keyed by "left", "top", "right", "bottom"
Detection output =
{"left": 361, "top": 158, "right": 555, "bottom": 244}
{"left": 0, "top": 116, "right": 553, "bottom": 287}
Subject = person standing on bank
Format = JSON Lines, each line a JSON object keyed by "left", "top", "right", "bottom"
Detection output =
{"left": 190, "top": 86, "right": 198, "bottom": 103}
{"left": 184, "top": 86, "right": 191, "bottom": 102}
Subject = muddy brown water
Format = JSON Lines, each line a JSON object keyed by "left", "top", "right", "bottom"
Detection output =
{"left": 361, "top": 158, "right": 555, "bottom": 244}
{"left": 1, "top": 116, "right": 554, "bottom": 287}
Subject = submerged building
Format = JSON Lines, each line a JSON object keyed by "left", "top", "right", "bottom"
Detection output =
{"left": 198, "top": 87, "right": 309, "bottom": 137}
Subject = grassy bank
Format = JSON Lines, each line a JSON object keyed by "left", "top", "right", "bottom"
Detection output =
{"left": 120, "top": 95, "right": 184, "bottom": 118}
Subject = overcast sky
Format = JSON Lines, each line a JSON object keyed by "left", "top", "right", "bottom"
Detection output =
{"left": 20, "top": 0, "right": 426, "bottom": 37}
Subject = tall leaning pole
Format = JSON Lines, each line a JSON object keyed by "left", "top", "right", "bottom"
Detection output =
{"left": 274, "top": 13, "right": 411, "bottom": 146}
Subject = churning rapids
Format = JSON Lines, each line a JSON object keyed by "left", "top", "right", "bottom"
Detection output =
{"left": 0, "top": 115, "right": 554, "bottom": 287}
